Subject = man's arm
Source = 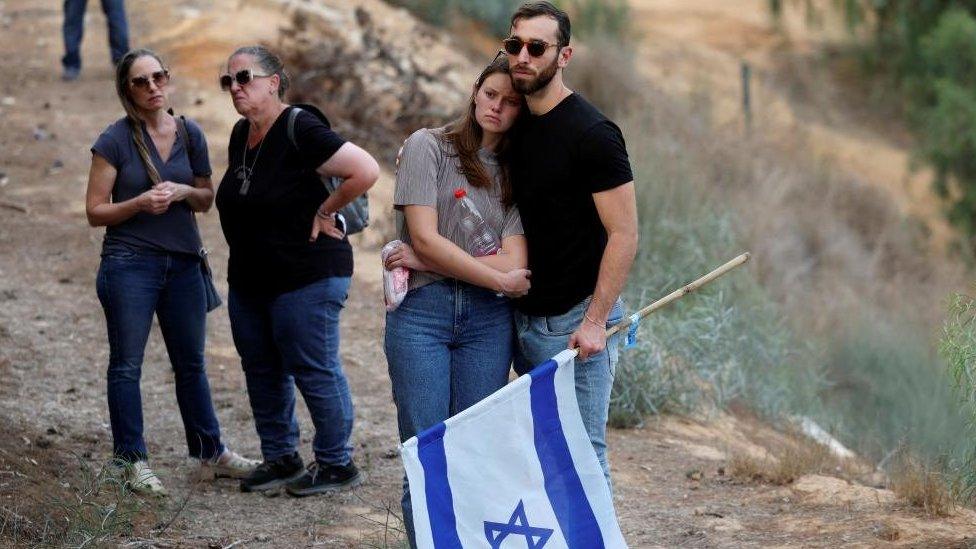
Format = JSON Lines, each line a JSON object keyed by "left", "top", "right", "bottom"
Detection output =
{"left": 568, "top": 181, "right": 638, "bottom": 359}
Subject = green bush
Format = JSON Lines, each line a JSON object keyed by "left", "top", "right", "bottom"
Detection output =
{"left": 610, "top": 112, "right": 825, "bottom": 427}
{"left": 823, "top": 314, "right": 968, "bottom": 464}
{"left": 910, "top": 9, "right": 976, "bottom": 243}
{"left": 940, "top": 290, "right": 976, "bottom": 501}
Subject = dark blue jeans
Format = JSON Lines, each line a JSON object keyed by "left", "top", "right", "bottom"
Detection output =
{"left": 96, "top": 248, "right": 224, "bottom": 463}
{"left": 228, "top": 276, "right": 354, "bottom": 466}
{"left": 62, "top": 0, "right": 130, "bottom": 70}
{"left": 384, "top": 279, "right": 514, "bottom": 547}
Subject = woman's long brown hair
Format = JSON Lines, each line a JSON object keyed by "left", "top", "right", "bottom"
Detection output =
{"left": 114, "top": 48, "right": 167, "bottom": 185}
{"left": 442, "top": 56, "right": 524, "bottom": 207}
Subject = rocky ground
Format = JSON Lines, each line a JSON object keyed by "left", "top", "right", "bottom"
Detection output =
{"left": 1, "top": 0, "right": 976, "bottom": 546}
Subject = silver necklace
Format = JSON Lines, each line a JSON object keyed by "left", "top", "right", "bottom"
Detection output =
{"left": 237, "top": 125, "right": 265, "bottom": 195}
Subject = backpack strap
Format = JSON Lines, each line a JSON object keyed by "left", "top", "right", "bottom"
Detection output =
{"left": 175, "top": 115, "right": 191, "bottom": 158}
{"left": 287, "top": 106, "right": 302, "bottom": 151}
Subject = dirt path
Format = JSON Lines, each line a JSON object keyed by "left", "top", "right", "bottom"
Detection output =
{"left": 1, "top": 0, "right": 976, "bottom": 546}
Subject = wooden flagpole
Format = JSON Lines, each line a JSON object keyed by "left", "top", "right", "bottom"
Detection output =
{"left": 605, "top": 252, "right": 751, "bottom": 339}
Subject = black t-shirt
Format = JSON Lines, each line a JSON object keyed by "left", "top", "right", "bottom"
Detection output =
{"left": 216, "top": 106, "right": 349, "bottom": 296}
{"left": 510, "top": 93, "right": 633, "bottom": 316}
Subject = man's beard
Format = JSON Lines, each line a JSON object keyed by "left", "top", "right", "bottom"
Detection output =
{"left": 512, "top": 55, "right": 559, "bottom": 95}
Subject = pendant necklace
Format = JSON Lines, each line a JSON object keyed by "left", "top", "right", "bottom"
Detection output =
{"left": 237, "top": 124, "right": 265, "bottom": 195}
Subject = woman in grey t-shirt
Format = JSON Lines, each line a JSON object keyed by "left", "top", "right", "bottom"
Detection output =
{"left": 382, "top": 56, "right": 531, "bottom": 546}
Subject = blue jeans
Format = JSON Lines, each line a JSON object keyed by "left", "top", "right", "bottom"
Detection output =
{"left": 62, "top": 0, "right": 129, "bottom": 70}
{"left": 384, "top": 279, "right": 514, "bottom": 548}
{"left": 228, "top": 276, "right": 354, "bottom": 466}
{"left": 96, "top": 248, "right": 224, "bottom": 463}
{"left": 514, "top": 296, "right": 624, "bottom": 486}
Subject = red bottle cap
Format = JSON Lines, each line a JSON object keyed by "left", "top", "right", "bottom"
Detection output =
{"left": 454, "top": 188, "right": 467, "bottom": 199}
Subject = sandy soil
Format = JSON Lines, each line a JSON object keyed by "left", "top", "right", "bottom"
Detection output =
{"left": 1, "top": 0, "right": 976, "bottom": 546}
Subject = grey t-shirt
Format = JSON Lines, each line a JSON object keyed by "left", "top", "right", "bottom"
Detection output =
{"left": 91, "top": 116, "right": 211, "bottom": 256}
{"left": 394, "top": 127, "right": 523, "bottom": 290}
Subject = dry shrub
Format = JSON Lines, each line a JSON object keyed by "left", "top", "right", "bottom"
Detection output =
{"left": 729, "top": 432, "right": 835, "bottom": 485}
{"left": 889, "top": 452, "right": 956, "bottom": 517}
{"left": 565, "top": 33, "right": 644, "bottom": 118}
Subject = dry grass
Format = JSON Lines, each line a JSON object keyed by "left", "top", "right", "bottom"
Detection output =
{"left": 889, "top": 452, "right": 957, "bottom": 517}
{"left": 729, "top": 431, "right": 837, "bottom": 486}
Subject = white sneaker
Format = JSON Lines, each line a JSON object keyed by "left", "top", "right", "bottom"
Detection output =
{"left": 125, "top": 460, "right": 167, "bottom": 496}
{"left": 198, "top": 449, "right": 260, "bottom": 480}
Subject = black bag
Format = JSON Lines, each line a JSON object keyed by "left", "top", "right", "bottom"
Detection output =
{"left": 174, "top": 116, "right": 222, "bottom": 312}
{"left": 286, "top": 105, "right": 369, "bottom": 235}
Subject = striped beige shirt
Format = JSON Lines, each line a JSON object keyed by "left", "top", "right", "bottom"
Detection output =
{"left": 394, "top": 127, "right": 523, "bottom": 291}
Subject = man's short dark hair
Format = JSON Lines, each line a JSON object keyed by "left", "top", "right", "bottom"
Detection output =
{"left": 511, "top": 2, "right": 571, "bottom": 47}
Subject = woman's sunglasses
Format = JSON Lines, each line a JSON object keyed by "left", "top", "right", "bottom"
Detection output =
{"left": 130, "top": 70, "right": 169, "bottom": 89}
{"left": 502, "top": 37, "right": 560, "bottom": 57}
{"left": 219, "top": 68, "right": 271, "bottom": 91}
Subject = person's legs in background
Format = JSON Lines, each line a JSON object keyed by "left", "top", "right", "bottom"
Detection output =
{"left": 99, "top": 0, "right": 128, "bottom": 65}
{"left": 61, "top": 0, "right": 88, "bottom": 80}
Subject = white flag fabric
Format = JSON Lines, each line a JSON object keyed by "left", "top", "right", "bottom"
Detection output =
{"left": 401, "top": 349, "right": 628, "bottom": 548}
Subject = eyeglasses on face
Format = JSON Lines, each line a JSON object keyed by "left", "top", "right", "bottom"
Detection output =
{"left": 130, "top": 70, "right": 170, "bottom": 89}
{"left": 219, "top": 68, "right": 271, "bottom": 91}
{"left": 502, "top": 37, "right": 560, "bottom": 57}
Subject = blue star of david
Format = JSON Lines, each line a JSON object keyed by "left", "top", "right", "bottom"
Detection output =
{"left": 484, "top": 500, "right": 554, "bottom": 549}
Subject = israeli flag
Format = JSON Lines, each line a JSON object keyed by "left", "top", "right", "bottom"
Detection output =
{"left": 401, "top": 349, "right": 628, "bottom": 548}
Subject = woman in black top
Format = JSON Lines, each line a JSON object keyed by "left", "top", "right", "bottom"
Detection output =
{"left": 85, "top": 48, "right": 258, "bottom": 495}
{"left": 215, "top": 46, "right": 379, "bottom": 497}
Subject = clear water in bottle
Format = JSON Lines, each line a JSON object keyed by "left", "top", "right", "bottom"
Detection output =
{"left": 454, "top": 188, "right": 500, "bottom": 256}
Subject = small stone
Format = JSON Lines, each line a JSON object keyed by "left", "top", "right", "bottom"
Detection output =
{"left": 0, "top": 172, "right": 8, "bottom": 186}
{"left": 65, "top": 387, "right": 77, "bottom": 394}
{"left": 43, "top": 102, "right": 50, "bottom": 110}
{"left": 1, "top": 97, "right": 15, "bottom": 106}
{"left": 58, "top": 277, "right": 71, "bottom": 284}
{"left": 685, "top": 469, "right": 704, "bottom": 481}
{"left": 46, "top": 427, "right": 58, "bottom": 435}
{"left": 32, "top": 126, "right": 50, "bottom": 141}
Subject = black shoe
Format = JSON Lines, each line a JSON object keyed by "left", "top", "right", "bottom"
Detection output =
{"left": 285, "top": 461, "right": 363, "bottom": 497}
{"left": 239, "top": 453, "right": 304, "bottom": 493}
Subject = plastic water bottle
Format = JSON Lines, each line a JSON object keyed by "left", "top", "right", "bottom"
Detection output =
{"left": 454, "top": 188, "right": 500, "bottom": 256}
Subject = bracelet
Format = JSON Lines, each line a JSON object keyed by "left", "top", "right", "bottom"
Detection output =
{"left": 583, "top": 313, "right": 604, "bottom": 328}
{"left": 316, "top": 209, "right": 335, "bottom": 220}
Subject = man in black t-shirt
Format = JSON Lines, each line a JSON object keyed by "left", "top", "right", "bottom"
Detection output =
{"left": 505, "top": 2, "right": 639, "bottom": 487}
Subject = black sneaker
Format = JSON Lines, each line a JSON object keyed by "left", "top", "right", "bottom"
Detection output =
{"left": 285, "top": 461, "right": 363, "bottom": 497}
{"left": 240, "top": 453, "right": 304, "bottom": 493}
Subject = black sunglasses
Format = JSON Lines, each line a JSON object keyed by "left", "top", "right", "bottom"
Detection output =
{"left": 130, "top": 70, "right": 169, "bottom": 89}
{"left": 502, "top": 37, "right": 560, "bottom": 57}
{"left": 219, "top": 68, "right": 271, "bottom": 91}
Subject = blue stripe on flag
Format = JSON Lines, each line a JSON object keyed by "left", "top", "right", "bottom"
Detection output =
{"left": 529, "top": 359, "right": 605, "bottom": 548}
{"left": 417, "top": 422, "right": 463, "bottom": 549}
